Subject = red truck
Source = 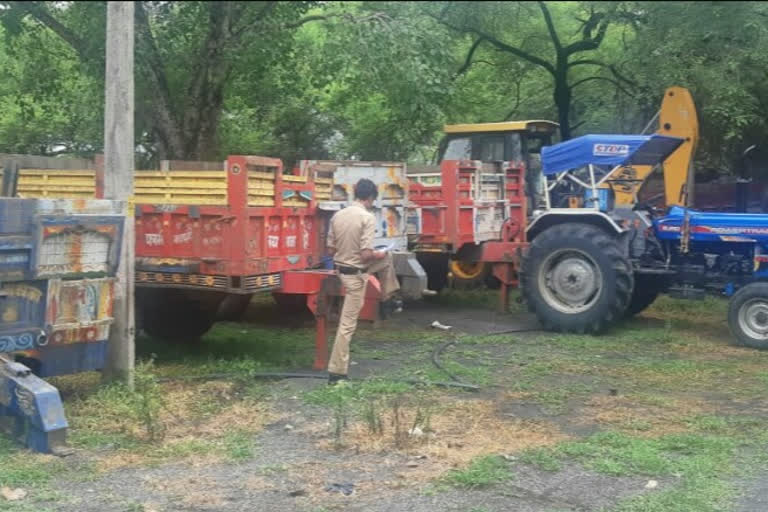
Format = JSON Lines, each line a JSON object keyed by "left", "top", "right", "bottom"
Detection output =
{"left": 11, "top": 155, "right": 426, "bottom": 367}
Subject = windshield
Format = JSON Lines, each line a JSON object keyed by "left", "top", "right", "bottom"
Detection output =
{"left": 443, "top": 137, "right": 471, "bottom": 160}
{"left": 525, "top": 134, "right": 551, "bottom": 210}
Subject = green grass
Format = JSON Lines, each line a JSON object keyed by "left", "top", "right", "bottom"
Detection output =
{"left": 520, "top": 429, "right": 751, "bottom": 512}
{"left": 524, "top": 431, "right": 738, "bottom": 478}
{"left": 610, "top": 477, "right": 733, "bottom": 512}
{"left": 442, "top": 455, "right": 513, "bottom": 488}
{"left": 137, "top": 322, "right": 316, "bottom": 377}
{"left": 0, "top": 437, "right": 77, "bottom": 511}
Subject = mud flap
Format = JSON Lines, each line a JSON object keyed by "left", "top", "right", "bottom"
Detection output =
{"left": 0, "top": 358, "right": 68, "bottom": 454}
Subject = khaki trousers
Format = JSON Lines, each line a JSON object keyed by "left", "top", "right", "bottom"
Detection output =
{"left": 327, "top": 253, "right": 400, "bottom": 375}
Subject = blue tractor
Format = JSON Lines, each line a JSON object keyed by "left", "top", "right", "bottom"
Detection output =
{"left": 520, "top": 133, "right": 768, "bottom": 349}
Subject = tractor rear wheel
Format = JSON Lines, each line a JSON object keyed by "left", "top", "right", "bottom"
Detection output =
{"left": 521, "top": 223, "right": 634, "bottom": 334}
{"left": 728, "top": 282, "right": 768, "bottom": 350}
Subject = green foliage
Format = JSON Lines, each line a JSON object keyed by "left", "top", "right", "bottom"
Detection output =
{"left": 522, "top": 431, "right": 738, "bottom": 478}
{"left": 442, "top": 455, "right": 513, "bottom": 488}
{"left": 0, "top": 1, "right": 765, "bottom": 172}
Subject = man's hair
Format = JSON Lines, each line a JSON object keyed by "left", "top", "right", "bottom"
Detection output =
{"left": 354, "top": 178, "right": 378, "bottom": 201}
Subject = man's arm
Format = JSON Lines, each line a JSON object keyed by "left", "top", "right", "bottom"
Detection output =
{"left": 359, "top": 214, "right": 385, "bottom": 263}
{"left": 326, "top": 216, "right": 337, "bottom": 258}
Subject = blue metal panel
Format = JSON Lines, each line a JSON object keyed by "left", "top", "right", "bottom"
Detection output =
{"left": 35, "top": 341, "right": 108, "bottom": 377}
{"left": 654, "top": 206, "right": 768, "bottom": 249}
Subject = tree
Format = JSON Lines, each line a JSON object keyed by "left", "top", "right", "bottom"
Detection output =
{"left": 1, "top": 1, "right": 322, "bottom": 160}
{"left": 623, "top": 1, "right": 768, "bottom": 172}
{"left": 432, "top": 1, "right": 636, "bottom": 139}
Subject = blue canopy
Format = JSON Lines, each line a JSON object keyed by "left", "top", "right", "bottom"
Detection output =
{"left": 541, "top": 134, "right": 685, "bottom": 176}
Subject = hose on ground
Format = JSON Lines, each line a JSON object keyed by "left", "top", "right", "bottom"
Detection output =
{"left": 157, "top": 371, "right": 480, "bottom": 391}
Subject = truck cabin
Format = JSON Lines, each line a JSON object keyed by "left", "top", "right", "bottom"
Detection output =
{"left": 437, "top": 120, "right": 559, "bottom": 166}
{"left": 437, "top": 120, "right": 559, "bottom": 212}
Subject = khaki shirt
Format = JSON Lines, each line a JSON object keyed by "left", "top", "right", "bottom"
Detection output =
{"left": 327, "top": 201, "right": 376, "bottom": 269}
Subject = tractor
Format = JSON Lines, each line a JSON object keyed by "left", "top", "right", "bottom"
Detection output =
{"left": 521, "top": 132, "right": 768, "bottom": 349}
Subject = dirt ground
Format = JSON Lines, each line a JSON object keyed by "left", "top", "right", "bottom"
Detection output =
{"left": 5, "top": 294, "right": 768, "bottom": 512}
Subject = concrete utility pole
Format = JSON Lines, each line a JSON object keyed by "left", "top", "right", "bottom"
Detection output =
{"left": 103, "top": 1, "right": 135, "bottom": 386}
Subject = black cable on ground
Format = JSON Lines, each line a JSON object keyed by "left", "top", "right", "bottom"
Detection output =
{"left": 157, "top": 371, "right": 480, "bottom": 391}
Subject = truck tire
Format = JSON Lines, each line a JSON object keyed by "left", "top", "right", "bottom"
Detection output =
{"left": 728, "top": 282, "right": 768, "bottom": 350}
{"left": 272, "top": 293, "right": 309, "bottom": 313}
{"left": 624, "top": 275, "right": 664, "bottom": 318}
{"left": 417, "top": 253, "right": 449, "bottom": 293}
{"left": 521, "top": 223, "right": 634, "bottom": 334}
{"left": 139, "top": 290, "right": 217, "bottom": 342}
{"left": 447, "top": 260, "right": 501, "bottom": 290}
{"left": 216, "top": 294, "right": 253, "bottom": 321}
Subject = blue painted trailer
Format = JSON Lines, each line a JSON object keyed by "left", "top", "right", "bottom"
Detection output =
{"left": 0, "top": 197, "right": 124, "bottom": 452}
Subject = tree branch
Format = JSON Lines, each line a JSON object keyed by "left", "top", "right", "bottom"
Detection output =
{"left": 563, "top": 14, "right": 609, "bottom": 55}
{"left": 9, "top": 1, "right": 88, "bottom": 59}
{"left": 456, "top": 37, "right": 485, "bottom": 77}
{"left": 229, "top": 1, "right": 277, "bottom": 40}
{"left": 284, "top": 11, "right": 390, "bottom": 30}
{"left": 571, "top": 76, "right": 633, "bottom": 97}
{"left": 571, "top": 120, "right": 587, "bottom": 131}
{"left": 503, "top": 79, "right": 523, "bottom": 120}
{"left": 538, "top": 1, "right": 561, "bottom": 51}
{"left": 568, "top": 59, "right": 636, "bottom": 88}
{"left": 135, "top": 2, "right": 184, "bottom": 157}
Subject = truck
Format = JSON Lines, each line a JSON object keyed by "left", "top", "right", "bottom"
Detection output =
{"left": 6, "top": 155, "right": 426, "bottom": 345}
{"left": 0, "top": 162, "right": 125, "bottom": 451}
{"left": 407, "top": 120, "right": 559, "bottom": 291}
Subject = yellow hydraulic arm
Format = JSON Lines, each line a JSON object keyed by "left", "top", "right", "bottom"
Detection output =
{"left": 609, "top": 86, "right": 699, "bottom": 207}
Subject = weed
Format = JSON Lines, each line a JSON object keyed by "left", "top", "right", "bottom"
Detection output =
{"left": 443, "top": 455, "right": 513, "bottom": 488}
{"left": 221, "top": 430, "right": 257, "bottom": 461}
{"left": 133, "top": 358, "right": 165, "bottom": 441}
{"left": 362, "top": 397, "right": 383, "bottom": 435}
{"left": 519, "top": 447, "right": 562, "bottom": 472}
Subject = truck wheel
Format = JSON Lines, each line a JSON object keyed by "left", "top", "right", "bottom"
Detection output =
{"left": 446, "top": 260, "right": 502, "bottom": 289}
{"left": 139, "top": 290, "right": 217, "bottom": 342}
{"left": 449, "top": 260, "right": 489, "bottom": 289}
{"left": 216, "top": 294, "right": 253, "bottom": 321}
{"left": 521, "top": 223, "right": 634, "bottom": 334}
{"left": 624, "top": 275, "right": 664, "bottom": 318}
{"left": 272, "top": 293, "right": 309, "bottom": 313}
{"left": 417, "top": 253, "right": 449, "bottom": 293}
{"left": 728, "top": 283, "right": 768, "bottom": 349}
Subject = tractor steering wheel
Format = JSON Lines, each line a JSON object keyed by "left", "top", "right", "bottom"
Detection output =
{"left": 633, "top": 193, "right": 665, "bottom": 216}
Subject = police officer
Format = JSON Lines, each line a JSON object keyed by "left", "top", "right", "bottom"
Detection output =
{"left": 326, "top": 178, "right": 401, "bottom": 384}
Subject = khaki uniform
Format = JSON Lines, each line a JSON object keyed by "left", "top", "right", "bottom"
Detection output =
{"left": 326, "top": 202, "right": 400, "bottom": 375}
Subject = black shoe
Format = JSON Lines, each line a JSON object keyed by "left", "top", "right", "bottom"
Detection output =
{"left": 328, "top": 373, "right": 349, "bottom": 386}
{"left": 380, "top": 299, "right": 404, "bottom": 319}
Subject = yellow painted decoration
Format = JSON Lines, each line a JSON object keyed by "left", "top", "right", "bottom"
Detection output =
{"left": 2, "top": 306, "right": 18, "bottom": 323}
{"left": 0, "top": 284, "right": 43, "bottom": 303}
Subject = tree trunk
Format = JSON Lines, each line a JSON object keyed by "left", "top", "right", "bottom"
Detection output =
{"left": 553, "top": 72, "right": 572, "bottom": 140}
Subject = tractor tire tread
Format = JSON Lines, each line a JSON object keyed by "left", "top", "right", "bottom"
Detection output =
{"left": 521, "top": 223, "right": 633, "bottom": 334}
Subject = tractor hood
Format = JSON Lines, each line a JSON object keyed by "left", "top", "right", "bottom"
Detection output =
{"left": 541, "top": 134, "right": 685, "bottom": 175}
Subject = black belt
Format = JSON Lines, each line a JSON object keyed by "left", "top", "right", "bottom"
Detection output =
{"left": 335, "top": 264, "right": 364, "bottom": 275}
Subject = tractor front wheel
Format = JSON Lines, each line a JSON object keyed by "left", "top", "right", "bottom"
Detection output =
{"left": 728, "top": 282, "right": 768, "bottom": 350}
{"left": 521, "top": 223, "right": 633, "bottom": 334}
